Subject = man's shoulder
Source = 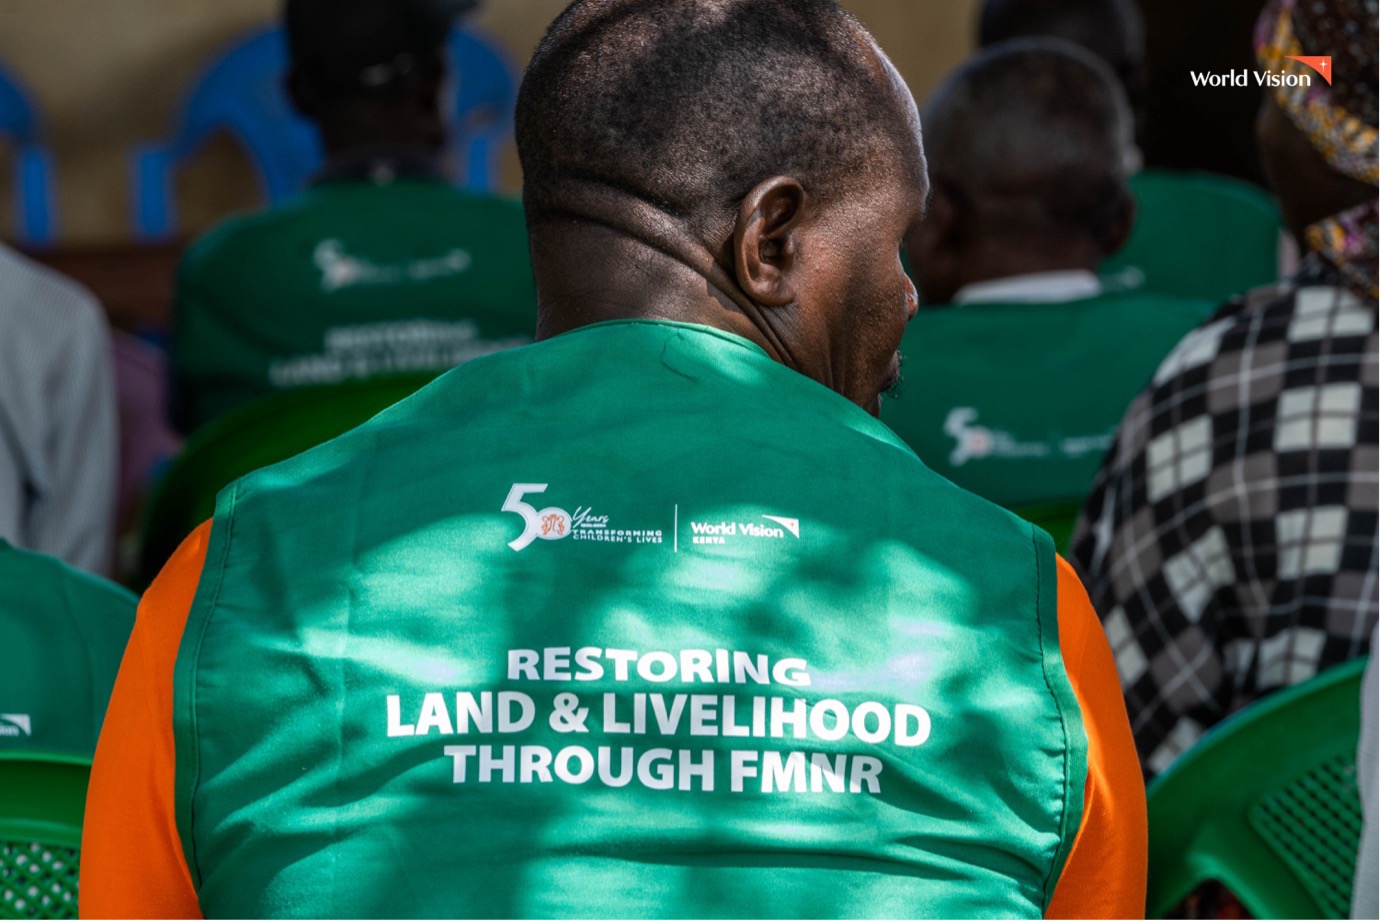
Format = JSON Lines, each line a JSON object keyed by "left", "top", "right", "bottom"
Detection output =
{"left": 0, "top": 543, "right": 137, "bottom": 634}
{"left": 179, "top": 184, "right": 527, "bottom": 278}
{"left": 1099, "top": 287, "right": 1219, "bottom": 321}
{"left": 418, "top": 184, "right": 526, "bottom": 217}
{"left": 0, "top": 244, "right": 104, "bottom": 332}
{"left": 909, "top": 288, "right": 1213, "bottom": 336}
{"left": 1149, "top": 279, "right": 1373, "bottom": 392}
{"left": 218, "top": 323, "right": 1018, "bottom": 528}
{"left": 178, "top": 203, "right": 311, "bottom": 277}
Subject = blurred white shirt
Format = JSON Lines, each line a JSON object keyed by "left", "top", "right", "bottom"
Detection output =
{"left": 0, "top": 243, "right": 117, "bottom": 575}
{"left": 953, "top": 269, "right": 1102, "bottom": 305}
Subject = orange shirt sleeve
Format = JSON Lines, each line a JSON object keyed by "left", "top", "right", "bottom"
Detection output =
{"left": 80, "top": 521, "right": 213, "bottom": 920}
{"left": 1046, "top": 555, "right": 1147, "bottom": 920}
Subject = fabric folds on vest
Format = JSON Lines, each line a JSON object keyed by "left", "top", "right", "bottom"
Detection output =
{"left": 174, "top": 320, "right": 1085, "bottom": 919}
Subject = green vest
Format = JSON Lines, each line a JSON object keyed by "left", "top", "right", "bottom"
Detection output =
{"left": 171, "top": 178, "right": 537, "bottom": 434}
{"left": 881, "top": 289, "right": 1213, "bottom": 509}
{"left": 1101, "top": 169, "right": 1282, "bottom": 303}
{"left": 0, "top": 541, "right": 137, "bottom": 756}
{"left": 175, "top": 321, "right": 1085, "bottom": 918}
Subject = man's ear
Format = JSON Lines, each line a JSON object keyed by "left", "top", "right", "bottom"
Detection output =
{"left": 904, "top": 187, "right": 957, "bottom": 297}
{"left": 733, "top": 176, "right": 808, "bottom": 307}
{"left": 1103, "top": 188, "right": 1137, "bottom": 257}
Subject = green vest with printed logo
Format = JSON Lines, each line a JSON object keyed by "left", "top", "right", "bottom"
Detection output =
{"left": 175, "top": 320, "right": 1085, "bottom": 919}
{"left": 0, "top": 541, "right": 137, "bottom": 756}
{"left": 881, "top": 289, "right": 1214, "bottom": 508}
{"left": 171, "top": 178, "right": 536, "bottom": 434}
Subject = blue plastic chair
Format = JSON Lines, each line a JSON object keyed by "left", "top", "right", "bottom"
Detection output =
{"left": 0, "top": 63, "right": 56, "bottom": 245}
{"left": 131, "top": 25, "right": 516, "bottom": 239}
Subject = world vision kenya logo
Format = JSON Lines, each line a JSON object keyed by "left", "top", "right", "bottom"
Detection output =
{"left": 1191, "top": 55, "right": 1331, "bottom": 88}
{"left": 688, "top": 516, "right": 801, "bottom": 546}
{"left": 503, "top": 484, "right": 798, "bottom": 552}
{"left": 0, "top": 714, "right": 32, "bottom": 737}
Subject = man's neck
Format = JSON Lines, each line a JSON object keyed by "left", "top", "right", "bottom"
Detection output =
{"left": 526, "top": 181, "right": 802, "bottom": 368}
{"left": 531, "top": 222, "right": 787, "bottom": 358}
{"left": 317, "top": 141, "right": 443, "bottom": 183}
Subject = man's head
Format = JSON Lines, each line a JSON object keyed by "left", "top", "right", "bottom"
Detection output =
{"left": 515, "top": 0, "right": 928, "bottom": 416}
{"left": 979, "top": 0, "right": 1146, "bottom": 140}
{"left": 284, "top": 0, "right": 472, "bottom": 158}
{"left": 1253, "top": 0, "right": 1378, "bottom": 258}
{"left": 907, "top": 40, "right": 1135, "bottom": 305}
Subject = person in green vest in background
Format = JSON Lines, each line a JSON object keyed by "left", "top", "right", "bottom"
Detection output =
{"left": 0, "top": 541, "right": 136, "bottom": 757}
{"left": 169, "top": 0, "right": 535, "bottom": 435}
{"left": 83, "top": 1, "right": 1146, "bottom": 918}
{"left": 977, "top": 0, "right": 1285, "bottom": 304}
{"left": 889, "top": 41, "right": 1214, "bottom": 511}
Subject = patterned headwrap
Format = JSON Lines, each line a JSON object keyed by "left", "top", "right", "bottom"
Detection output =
{"left": 1255, "top": 0, "right": 1378, "bottom": 183}
{"left": 1255, "top": 0, "right": 1379, "bottom": 300}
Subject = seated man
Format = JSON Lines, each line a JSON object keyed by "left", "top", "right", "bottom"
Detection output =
{"left": 170, "top": 0, "right": 535, "bottom": 434}
{"left": 0, "top": 541, "right": 136, "bottom": 757}
{"left": 887, "top": 41, "right": 1213, "bottom": 510}
{"left": 979, "top": 0, "right": 1148, "bottom": 154}
{"left": 0, "top": 243, "right": 118, "bottom": 575}
{"left": 83, "top": 2, "right": 1144, "bottom": 917}
{"left": 978, "top": 0, "right": 1284, "bottom": 304}
{"left": 1070, "top": 0, "right": 1378, "bottom": 777}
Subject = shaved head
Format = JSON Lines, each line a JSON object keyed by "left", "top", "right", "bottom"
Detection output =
{"left": 908, "top": 39, "right": 1134, "bottom": 303}
{"left": 979, "top": 0, "right": 1145, "bottom": 105}
{"left": 516, "top": 0, "right": 926, "bottom": 415}
{"left": 925, "top": 39, "right": 1132, "bottom": 245}
{"left": 516, "top": 0, "right": 917, "bottom": 234}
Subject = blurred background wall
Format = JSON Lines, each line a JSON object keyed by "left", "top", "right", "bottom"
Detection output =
{"left": 0, "top": 0, "right": 982, "bottom": 245}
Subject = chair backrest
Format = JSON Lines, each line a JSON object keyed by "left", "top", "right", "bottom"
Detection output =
{"left": 443, "top": 28, "right": 518, "bottom": 191}
{"left": 0, "top": 752, "right": 91, "bottom": 920}
{"left": 0, "top": 62, "right": 56, "bottom": 244}
{"left": 158, "top": 23, "right": 515, "bottom": 202}
{"left": 1147, "top": 658, "right": 1368, "bottom": 919}
{"left": 0, "top": 63, "right": 38, "bottom": 145}
{"left": 1102, "top": 169, "right": 1283, "bottom": 304}
{"left": 169, "top": 27, "right": 320, "bottom": 201}
{"left": 1009, "top": 499, "right": 1085, "bottom": 556}
{"left": 138, "top": 375, "right": 433, "bottom": 586}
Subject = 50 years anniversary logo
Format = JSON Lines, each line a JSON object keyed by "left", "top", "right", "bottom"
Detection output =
{"left": 502, "top": 483, "right": 799, "bottom": 553}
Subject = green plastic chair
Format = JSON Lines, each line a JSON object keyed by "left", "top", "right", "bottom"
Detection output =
{"left": 1102, "top": 169, "right": 1283, "bottom": 304}
{"left": 1147, "top": 658, "right": 1368, "bottom": 919}
{"left": 1010, "top": 499, "right": 1085, "bottom": 556}
{"left": 0, "top": 753, "right": 91, "bottom": 920}
{"left": 138, "top": 375, "right": 435, "bottom": 586}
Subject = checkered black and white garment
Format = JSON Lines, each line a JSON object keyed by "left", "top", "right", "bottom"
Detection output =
{"left": 1070, "top": 264, "right": 1379, "bottom": 777}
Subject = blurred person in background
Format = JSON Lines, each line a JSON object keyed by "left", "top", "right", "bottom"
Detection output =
{"left": 1069, "top": 0, "right": 1378, "bottom": 778}
{"left": 0, "top": 541, "right": 135, "bottom": 757}
{"left": 0, "top": 243, "right": 118, "bottom": 576}
{"left": 81, "top": 0, "right": 1145, "bottom": 916}
{"left": 979, "top": 0, "right": 1148, "bottom": 157}
{"left": 977, "top": 0, "right": 1285, "bottom": 304}
{"left": 886, "top": 41, "right": 1213, "bottom": 511}
{"left": 169, "top": 0, "right": 534, "bottom": 435}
